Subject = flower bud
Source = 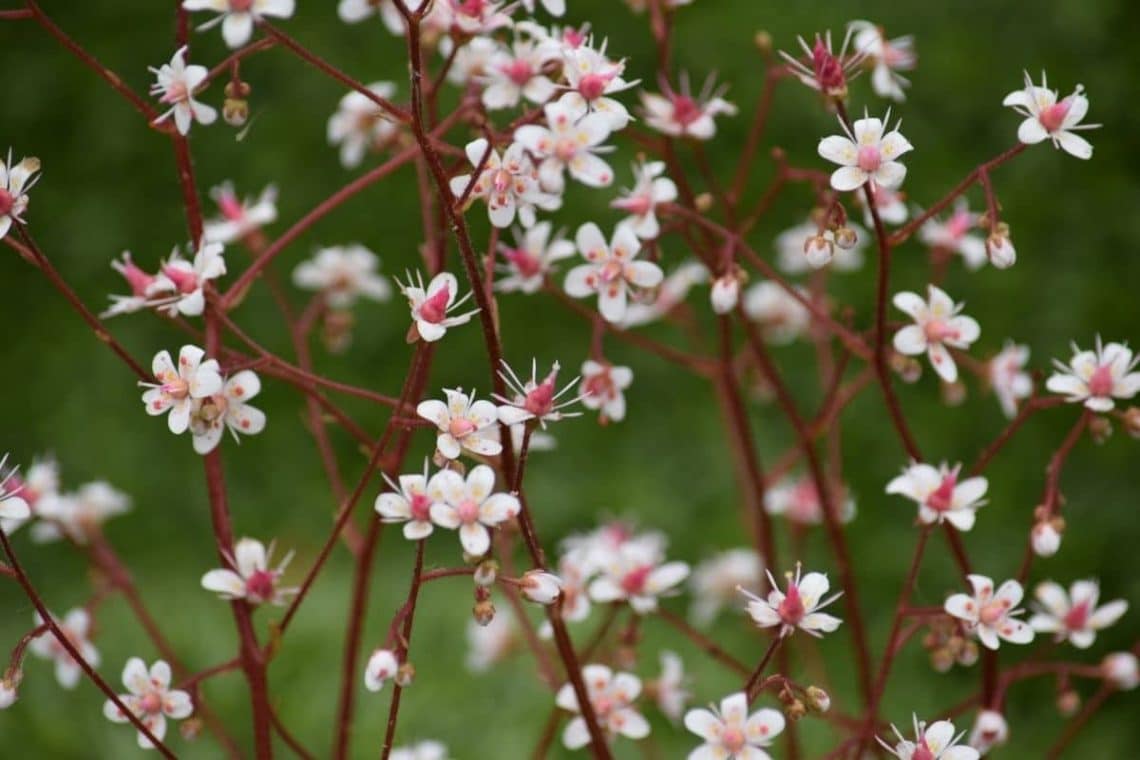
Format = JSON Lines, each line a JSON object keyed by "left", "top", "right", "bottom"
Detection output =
{"left": 1056, "top": 689, "right": 1080, "bottom": 717}
{"left": 957, "top": 640, "right": 979, "bottom": 667}
{"left": 395, "top": 662, "right": 416, "bottom": 688}
{"left": 833, "top": 226, "right": 859, "bottom": 250}
{"left": 520, "top": 570, "right": 563, "bottom": 605}
{"left": 942, "top": 380, "right": 967, "bottom": 406}
{"left": 785, "top": 699, "right": 807, "bottom": 721}
{"left": 474, "top": 559, "right": 499, "bottom": 587}
{"left": 223, "top": 98, "right": 249, "bottom": 127}
{"left": 930, "top": 647, "right": 955, "bottom": 673}
{"left": 805, "top": 686, "right": 831, "bottom": 713}
{"left": 695, "top": 193, "right": 714, "bottom": 212}
{"left": 1088, "top": 415, "right": 1113, "bottom": 444}
{"left": 1123, "top": 407, "right": 1140, "bottom": 439}
{"left": 803, "top": 234, "right": 834, "bottom": 269}
{"left": 986, "top": 232, "right": 1016, "bottom": 269}
{"left": 1102, "top": 652, "right": 1139, "bottom": 690}
{"left": 473, "top": 599, "right": 496, "bottom": 626}
{"left": 321, "top": 308, "right": 355, "bottom": 354}
{"left": 1031, "top": 518, "right": 1063, "bottom": 557}
{"left": 890, "top": 352, "right": 923, "bottom": 384}
{"left": 710, "top": 274, "right": 741, "bottom": 315}
{"left": 364, "top": 649, "right": 399, "bottom": 692}
{"left": 968, "top": 710, "right": 1009, "bottom": 754}
{"left": 753, "top": 31, "right": 773, "bottom": 53}
{"left": 180, "top": 718, "right": 204, "bottom": 742}
{"left": 0, "top": 675, "right": 17, "bottom": 710}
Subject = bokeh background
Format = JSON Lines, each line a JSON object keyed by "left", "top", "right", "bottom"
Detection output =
{"left": 3, "top": 0, "right": 1140, "bottom": 757}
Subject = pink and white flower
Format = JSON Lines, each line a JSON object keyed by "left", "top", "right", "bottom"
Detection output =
{"left": 182, "top": 0, "right": 295, "bottom": 48}
{"left": 293, "top": 245, "right": 392, "bottom": 308}
{"left": 989, "top": 342, "right": 1033, "bottom": 418}
{"left": 766, "top": 476, "right": 857, "bottom": 526}
{"left": 151, "top": 240, "right": 228, "bottom": 317}
{"left": 33, "top": 481, "right": 130, "bottom": 544}
{"left": 203, "top": 183, "right": 278, "bottom": 244}
{"left": 944, "top": 574, "right": 1034, "bottom": 650}
{"left": 565, "top": 222, "right": 663, "bottom": 323}
{"left": 1003, "top": 71, "right": 1099, "bottom": 160}
{"left": 149, "top": 47, "right": 216, "bottom": 135}
{"left": 886, "top": 462, "right": 988, "bottom": 531}
{"left": 103, "top": 659, "right": 193, "bottom": 750}
{"left": 189, "top": 369, "right": 267, "bottom": 454}
{"left": 427, "top": 465, "right": 520, "bottom": 556}
{"left": 495, "top": 222, "right": 576, "bottom": 293}
{"left": 588, "top": 542, "right": 690, "bottom": 614}
{"left": 481, "top": 36, "right": 561, "bottom": 110}
{"left": 102, "top": 252, "right": 163, "bottom": 318}
{"left": 398, "top": 271, "right": 478, "bottom": 342}
{"left": 740, "top": 565, "right": 843, "bottom": 638}
{"left": 611, "top": 160, "right": 678, "bottom": 240}
{"left": 639, "top": 75, "right": 737, "bottom": 140}
{"left": 1046, "top": 338, "right": 1140, "bottom": 411}
{"left": 417, "top": 388, "right": 503, "bottom": 460}
{"left": 1101, "top": 652, "right": 1139, "bottom": 690}
{"left": 559, "top": 44, "right": 637, "bottom": 130}
{"left": 819, "top": 111, "right": 912, "bottom": 191}
{"left": 376, "top": 461, "right": 440, "bottom": 541}
{"left": 140, "top": 345, "right": 223, "bottom": 435}
{"left": 447, "top": 0, "right": 512, "bottom": 35}
{"left": 579, "top": 360, "right": 633, "bottom": 423}
{"left": 919, "top": 202, "right": 987, "bottom": 270}
{"left": 689, "top": 548, "right": 763, "bottom": 626}
{"left": 650, "top": 651, "right": 689, "bottom": 722}
{"left": 684, "top": 691, "right": 785, "bottom": 760}
{"left": 514, "top": 102, "right": 615, "bottom": 193}
{"left": 0, "top": 150, "right": 40, "bottom": 240}
{"left": 29, "top": 609, "right": 99, "bottom": 689}
{"left": 364, "top": 649, "right": 400, "bottom": 692}
{"left": 450, "top": 138, "right": 560, "bottom": 228}
{"left": 519, "top": 570, "right": 564, "bottom": 605}
{"left": 878, "top": 715, "right": 979, "bottom": 760}
{"left": 892, "top": 286, "right": 980, "bottom": 383}
{"left": 201, "top": 537, "right": 296, "bottom": 606}
{"left": 556, "top": 664, "right": 650, "bottom": 749}
{"left": 742, "top": 282, "right": 811, "bottom": 345}
{"left": 849, "top": 21, "right": 916, "bottom": 102}
{"left": 1029, "top": 579, "right": 1128, "bottom": 649}
{"left": 0, "top": 455, "right": 31, "bottom": 524}
{"left": 327, "top": 82, "right": 400, "bottom": 169}
{"left": 496, "top": 359, "right": 583, "bottom": 428}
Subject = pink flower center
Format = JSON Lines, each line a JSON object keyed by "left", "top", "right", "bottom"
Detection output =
{"left": 161, "top": 81, "right": 189, "bottom": 105}
{"left": 1038, "top": 99, "right": 1072, "bottom": 133}
{"left": 926, "top": 473, "right": 958, "bottom": 512}
{"left": 0, "top": 188, "right": 13, "bottom": 217}
{"left": 161, "top": 264, "right": 199, "bottom": 295}
{"left": 229, "top": 0, "right": 254, "bottom": 10}
{"left": 1063, "top": 600, "right": 1091, "bottom": 631}
{"left": 524, "top": 374, "right": 558, "bottom": 417}
{"left": 945, "top": 209, "right": 972, "bottom": 240}
{"left": 448, "top": 417, "right": 477, "bottom": 438}
{"left": 418, "top": 286, "right": 451, "bottom": 323}
{"left": 119, "top": 259, "right": 156, "bottom": 297}
{"left": 409, "top": 492, "right": 432, "bottom": 522}
{"left": 778, "top": 582, "right": 806, "bottom": 625}
{"left": 563, "top": 28, "right": 587, "bottom": 49}
{"left": 578, "top": 72, "right": 613, "bottom": 102}
{"left": 670, "top": 95, "right": 702, "bottom": 127}
{"left": 856, "top": 145, "right": 882, "bottom": 173}
{"left": 923, "top": 319, "right": 960, "bottom": 344}
{"left": 138, "top": 691, "right": 163, "bottom": 715}
{"left": 1087, "top": 364, "right": 1115, "bottom": 397}
{"left": 159, "top": 375, "right": 190, "bottom": 400}
{"left": 593, "top": 695, "right": 614, "bottom": 716}
{"left": 490, "top": 167, "right": 513, "bottom": 195}
{"left": 583, "top": 371, "right": 615, "bottom": 401}
{"left": 620, "top": 564, "right": 654, "bottom": 595}
{"left": 456, "top": 498, "right": 480, "bottom": 524}
{"left": 613, "top": 194, "right": 652, "bottom": 217}
{"left": 554, "top": 137, "right": 580, "bottom": 163}
{"left": 978, "top": 598, "right": 1009, "bottom": 626}
{"left": 812, "top": 37, "right": 846, "bottom": 93}
{"left": 501, "top": 59, "right": 533, "bottom": 86}
{"left": 503, "top": 247, "right": 542, "bottom": 278}
{"left": 245, "top": 569, "right": 277, "bottom": 603}
{"left": 454, "top": 0, "right": 487, "bottom": 16}
{"left": 722, "top": 727, "right": 746, "bottom": 753}
{"left": 789, "top": 480, "right": 821, "bottom": 521}
{"left": 599, "top": 259, "right": 624, "bottom": 283}
{"left": 912, "top": 741, "right": 936, "bottom": 760}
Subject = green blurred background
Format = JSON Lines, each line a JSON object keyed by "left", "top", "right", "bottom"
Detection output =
{"left": 3, "top": 0, "right": 1139, "bottom": 757}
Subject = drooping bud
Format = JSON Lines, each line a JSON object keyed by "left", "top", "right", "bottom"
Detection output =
{"left": 473, "top": 599, "right": 496, "bottom": 626}
{"left": 474, "top": 559, "right": 499, "bottom": 587}
{"left": 364, "top": 649, "right": 399, "bottom": 692}
{"left": 1031, "top": 517, "right": 1064, "bottom": 557}
{"left": 805, "top": 686, "right": 831, "bottom": 713}
{"left": 1056, "top": 689, "right": 1080, "bottom": 717}
{"left": 710, "top": 271, "right": 742, "bottom": 315}
{"left": 785, "top": 699, "right": 807, "bottom": 721}
{"left": 968, "top": 710, "right": 1009, "bottom": 754}
{"left": 223, "top": 80, "right": 251, "bottom": 128}
{"left": 519, "top": 570, "right": 563, "bottom": 605}
{"left": 1088, "top": 415, "right": 1113, "bottom": 444}
{"left": 1101, "top": 652, "right": 1140, "bottom": 690}
{"left": 833, "top": 226, "right": 859, "bottom": 250}
{"left": 986, "top": 231, "right": 1016, "bottom": 269}
{"left": 180, "top": 718, "right": 204, "bottom": 742}
{"left": 395, "top": 662, "right": 416, "bottom": 688}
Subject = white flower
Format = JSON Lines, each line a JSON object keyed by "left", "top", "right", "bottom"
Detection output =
{"left": 102, "top": 252, "right": 164, "bottom": 318}
{"left": 0, "top": 454, "right": 59, "bottom": 533}
{"left": 849, "top": 21, "right": 916, "bottom": 102}
{"left": 141, "top": 346, "right": 223, "bottom": 435}
{"left": 684, "top": 691, "right": 785, "bottom": 760}
{"left": 29, "top": 609, "right": 99, "bottom": 689}
{"left": 1028, "top": 579, "right": 1128, "bottom": 649}
{"left": 364, "top": 649, "right": 399, "bottom": 692}
{"left": 417, "top": 388, "right": 503, "bottom": 460}
{"left": 495, "top": 222, "right": 576, "bottom": 293}
{"left": 449, "top": 138, "right": 561, "bottom": 228}
{"left": 151, "top": 240, "right": 228, "bottom": 317}
{"left": 0, "top": 150, "right": 41, "bottom": 240}
{"left": 1101, "top": 652, "right": 1139, "bottom": 690}
{"left": 496, "top": 359, "right": 583, "bottom": 428}
{"left": 397, "top": 271, "right": 478, "bottom": 342}
{"left": 201, "top": 537, "right": 296, "bottom": 606}
{"left": 514, "top": 102, "right": 615, "bottom": 193}
{"left": 1046, "top": 337, "right": 1140, "bottom": 412}
{"left": 292, "top": 244, "right": 391, "bottom": 308}
{"left": 445, "top": 36, "right": 499, "bottom": 86}
{"left": 565, "top": 222, "right": 663, "bottom": 323}
{"left": 689, "top": 549, "right": 763, "bottom": 626}
{"left": 611, "top": 161, "right": 678, "bottom": 240}
{"left": 327, "top": 82, "right": 400, "bottom": 169}
{"left": 1003, "top": 71, "right": 1099, "bottom": 159}
{"left": 742, "top": 281, "right": 811, "bottom": 345}
{"left": 1031, "top": 519, "right": 1062, "bottom": 557}
{"left": 588, "top": 542, "right": 690, "bottom": 614}
{"left": 766, "top": 477, "right": 857, "bottom": 526}
{"left": 944, "top": 574, "right": 1034, "bottom": 650}
{"left": 33, "top": 481, "right": 130, "bottom": 544}
{"left": 103, "top": 658, "right": 193, "bottom": 750}
{"left": 989, "top": 342, "right": 1032, "bottom": 418}
{"left": 886, "top": 462, "right": 987, "bottom": 531}
{"left": 203, "top": 183, "right": 277, "bottom": 244}
{"left": 878, "top": 715, "right": 979, "bottom": 760}
{"left": 968, "top": 710, "right": 1009, "bottom": 755}
{"left": 918, "top": 202, "right": 987, "bottom": 270}
{"left": 556, "top": 664, "right": 650, "bottom": 749}
{"left": 740, "top": 565, "right": 843, "bottom": 638}
{"left": 818, "top": 110, "right": 913, "bottom": 191}
{"left": 559, "top": 45, "right": 637, "bottom": 131}
{"left": 481, "top": 36, "right": 560, "bottom": 110}
{"left": 639, "top": 75, "right": 737, "bottom": 140}
{"left": 376, "top": 461, "right": 440, "bottom": 541}
{"left": 149, "top": 47, "right": 216, "bottom": 135}
{"left": 466, "top": 609, "right": 516, "bottom": 672}
{"left": 182, "top": 0, "right": 295, "bottom": 48}
{"left": 390, "top": 741, "right": 450, "bottom": 760}
{"left": 520, "top": 570, "right": 564, "bottom": 605}
{"left": 776, "top": 219, "right": 866, "bottom": 274}
{"left": 651, "top": 651, "right": 689, "bottom": 722}
{"left": 427, "top": 465, "right": 519, "bottom": 556}
{"left": 892, "top": 285, "right": 980, "bottom": 383}
{"left": 189, "top": 369, "right": 267, "bottom": 454}
{"left": 0, "top": 455, "right": 31, "bottom": 524}
{"left": 579, "top": 360, "right": 633, "bottom": 423}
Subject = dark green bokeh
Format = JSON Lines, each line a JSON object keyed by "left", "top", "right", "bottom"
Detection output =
{"left": 2, "top": 1, "right": 1139, "bottom": 757}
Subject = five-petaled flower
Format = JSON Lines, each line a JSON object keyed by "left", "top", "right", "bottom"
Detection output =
{"left": 565, "top": 222, "right": 663, "bottom": 324}
{"left": 201, "top": 537, "right": 297, "bottom": 606}
{"left": 29, "top": 608, "right": 99, "bottom": 689}
{"left": 1046, "top": 338, "right": 1140, "bottom": 411}
{"left": 1003, "top": 71, "right": 1099, "bottom": 159}
{"left": 892, "top": 285, "right": 980, "bottom": 383}
{"left": 496, "top": 359, "right": 583, "bottom": 428}
{"left": 740, "top": 564, "right": 843, "bottom": 638}
{"left": 482, "top": 35, "right": 561, "bottom": 110}
{"left": 189, "top": 369, "right": 267, "bottom": 454}
{"left": 427, "top": 464, "right": 520, "bottom": 556}
{"left": 495, "top": 222, "right": 577, "bottom": 293}
{"left": 1029, "top": 579, "right": 1128, "bottom": 649}
{"left": 293, "top": 245, "right": 392, "bottom": 308}
{"left": 398, "top": 271, "right": 478, "bottom": 343}
{"left": 140, "top": 345, "right": 223, "bottom": 435}
{"left": 375, "top": 460, "right": 440, "bottom": 541}
{"left": 0, "top": 149, "right": 41, "bottom": 240}
{"left": 989, "top": 342, "right": 1033, "bottom": 418}
{"left": 944, "top": 574, "right": 1034, "bottom": 650}
{"left": 556, "top": 664, "right": 650, "bottom": 749}
{"left": 102, "top": 658, "right": 193, "bottom": 750}
{"left": 877, "top": 714, "right": 979, "bottom": 760}
{"left": 610, "top": 160, "right": 678, "bottom": 240}
{"left": 639, "top": 74, "right": 738, "bottom": 140}
{"left": 886, "top": 461, "right": 988, "bottom": 531}
{"left": 449, "top": 138, "right": 560, "bottom": 228}
{"left": 588, "top": 542, "right": 690, "bottom": 614}
{"left": 150, "top": 46, "right": 217, "bottom": 135}
{"left": 684, "top": 691, "right": 786, "bottom": 760}
{"left": 819, "top": 110, "right": 913, "bottom": 191}
{"left": 182, "top": 0, "right": 295, "bottom": 49}
{"left": 579, "top": 360, "right": 634, "bottom": 423}
{"left": 559, "top": 45, "right": 637, "bottom": 130}
{"left": 417, "top": 388, "right": 504, "bottom": 460}
{"left": 514, "top": 102, "right": 615, "bottom": 193}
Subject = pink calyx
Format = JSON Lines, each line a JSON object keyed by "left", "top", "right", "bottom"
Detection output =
{"left": 578, "top": 71, "right": 615, "bottom": 101}
{"left": 1087, "top": 364, "right": 1115, "bottom": 397}
{"left": 418, "top": 286, "right": 452, "bottom": 323}
{"left": 501, "top": 59, "right": 533, "bottom": 86}
{"left": 926, "top": 472, "right": 958, "bottom": 512}
{"left": 670, "top": 95, "right": 702, "bottom": 127}
{"left": 409, "top": 492, "right": 433, "bottom": 522}
{"left": 812, "top": 37, "right": 846, "bottom": 94}
{"left": 161, "top": 264, "right": 199, "bottom": 295}
{"left": 456, "top": 498, "right": 480, "bottom": 524}
{"left": 620, "top": 564, "right": 653, "bottom": 595}
{"left": 1063, "top": 600, "right": 1091, "bottom": 631}
{"left": 245, "top": 569, "right": 277, "bottom": 603}
{"left": 523, "top": 369, "right": 559, "bottom": 417}
{"left": 0, "top": 189, "right": 13, "bottom": 217}
{"left": 924, "top": 319, "right": 960, "bottom": 344}
{"left": 448, "top": 417, "right": 477, "bottom": 439}
{"left": 1038, "top": 99, "right": 1072, "bottom": 133}
{"left": 778, "top": 582, "right": 806, "bottom": 625}
{"left": 503, "top": 247, "right": 541, "bottom": 278}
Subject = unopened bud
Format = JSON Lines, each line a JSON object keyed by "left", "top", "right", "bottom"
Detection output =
{"left": 1101, "top": 652, "right": 1140, "bottom": 690}
{"left": 930, "top": 647, "right": 955, "bottom": 673}
{"left": 1123, "top": 407, "right": 1140, "bottom": 439}
{"left": 753, "top": 31, "right": 773, "bottom": 53}
{"left": 474, "top": 559, "right": 499, "bottom": 587}
{"left": 803, "top": 234, "right": 834, "bottom": 269}
{"left": 180, "top": 718, "right": 204, "bottom": 741}
{"left": 695, "top": 193, "right": 714, "bottom": 212}
{"left": 615, "top": 645, "right": 637, "bottom": 671}
{"left": 223, "top": 98, "right": 249, "bottom": 127}
{"left": 321, "top": 308, "right": 355, "bottom": 354}
{"left": 1031, "top": 518, "right": 1064, "bottom": 557}
{"left": 519, "top": 570, "right": 563, "bottom": 605}
{"left": 710, "top": 273, "right": 741, "bottom": 315}
{"left": 1056, "top": 689, "right": 1080, "bottom": 717}
{"left": 958, "top": 640, "right": 979, "bottom": 667}
{"left": 942, "top": 380, "right": 968, "bottom": 406}
{"left": 395, "top": 662, "right": 416, "bottom": 688}
{"left": 224, "top": 81, "right": 252, "bottom": 99}
{"left": 969, "top": 710, "right": 1009, "bottom": 753}
{"left": 785, "top": 699, "right": 807, "bottom": 721}
{"left": 1088, "top": 415, "right": 1113, "bottom": 444}
{"left": 833, "top": 226, "right": 858, "bottom": 250}
{"left": 890, "top": 352, "right": 923, "bottom": 384}
{"left": 805, "top": 686, "right": 831, "bottom": 713}
{"left": 473, "top": 599, "right": 496, "bottom": 626}
{"left": 986, "top": 232, "right": 1016, "bottom": 269}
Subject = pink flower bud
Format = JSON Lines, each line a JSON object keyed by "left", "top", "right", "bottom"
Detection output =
{"left": 1102, "top": 652, "right": 1139, "bottom": 690}
{"left": 710, "top": 274, "right": 740, "bottom": 315}
{"left": 986, "top": 233, "right": 1016, "bottom": 269}
{"left": 969, "top": 710, "right": 1009, "bottom": 753}
{"left": 1031, "top": 519, "right": 1062, "bottom": 557}
{"left": 520, "top": 570, "right": 563, "bottom": 605}
{"left": 803, "top": 234, "right": 834, "bottom": 268}
{"left": 364, "top": 649, "right": 399, "bottom": 692}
